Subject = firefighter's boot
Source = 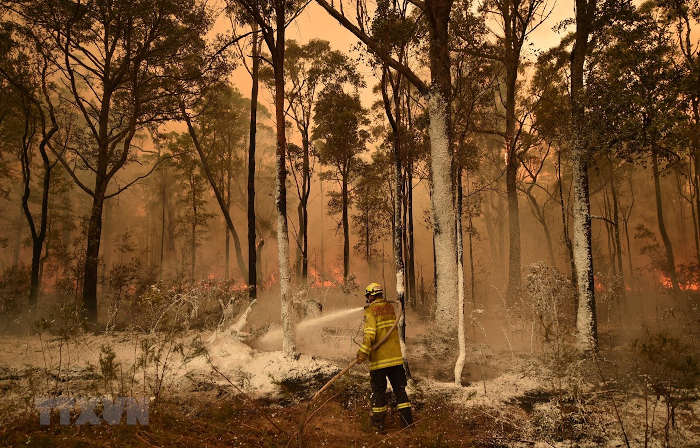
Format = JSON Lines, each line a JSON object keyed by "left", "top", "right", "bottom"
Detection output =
{"left": 371, "top": 411, "right": 386, "bottom": 434}
{"left": 398, "top": 407, "right": 413, "bottom": 428}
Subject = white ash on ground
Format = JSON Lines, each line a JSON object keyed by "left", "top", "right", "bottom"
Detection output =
{"left": 193, "top": 333, "right": 341, "bottom": 398}
{"left": 425, "top": 371, "right": 546, "bottom": 410}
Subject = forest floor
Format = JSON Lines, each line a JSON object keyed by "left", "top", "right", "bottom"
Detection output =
{"left": 0, "top": 294, "right": 698, "bottom": 447}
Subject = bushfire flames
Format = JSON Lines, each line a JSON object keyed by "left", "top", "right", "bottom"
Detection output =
{"left": 658, "top": 273, "right": 700, "bottom": 291}
{"left": 202, "top": 266, "right": 346, "bottom": 291}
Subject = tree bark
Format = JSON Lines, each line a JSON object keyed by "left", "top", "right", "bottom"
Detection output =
{"left": 313, "top": 0, "right": 458, "bottom": 326}
{"left": 504, "top": 70, "right": 521, "bottom": 304}
{"left": 248, "top": 22, "right": 260, "bottom": 299}
{"left": 407, "top": 160, "right": 416, "bottom": 308}
{"left": 609, "top": 171, "right": 625, "bottom": 299}
{"left": 468, "top": 214, "right": 475, "bottom": 306}
{"left": 225, "top": 155, "right": 232, "bottom": 281}
{"left": 571, "top": 155, "right": 598, "bottom": 350}
{"left": 382, "top": 67, "right": 411, "bottom": 378}
{"left": 406, "top": 95, "right": 416, "bottom": 307}
{"left": 651, "top": 152, "right": 679, "bottom": 292}
{"left": 191, "top": 173, "right": 197, "bottom": 280}
{"left": 570, "top": 0, "right": 598, "bottom": 351}
{"left": 526, "top": 191, "right": 555, "bottom": 266}
{"left": 181, "top": 106, "right": 248, "bottom": 281}
{"left": 557, "top": 150, "right": 578, "bottom": 301}
{"left": 272, "top": 2, "right": 295, "bottom": 355}
{"left": 342, "top": 174, "right": 350, "bottom": 284}
{"left": 301, "top": 127, "right": 310, "bottom": 280}
{"left": 426, "top": 0, "right": 458, "bottom": 329}
{"left": 158, "top": 143, "right": 167, "bottom": 281}
{"left": 454, "top": 167, "right": 466, "bottom": 385}
{"left": 693, "top": 101, "right": 700, "bottom": 259}
{"left": 15, "top": 68, "right": 60, "bottom": 307}
{"left": 83, "top": 175, "right": 108, "bottom": 323}
{"left": 20, "top": 110, "right": 57, "bottom": 306}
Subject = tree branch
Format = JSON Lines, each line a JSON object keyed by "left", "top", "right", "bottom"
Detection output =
{"left": 314, "top": 0, "right": 428, "bottom": 93}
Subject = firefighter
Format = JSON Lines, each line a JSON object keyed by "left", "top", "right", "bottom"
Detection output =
{"left": 356, "top": 282, "right": 413, "bottom": 433}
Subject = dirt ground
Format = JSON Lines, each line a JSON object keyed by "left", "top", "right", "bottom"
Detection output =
{"left": 0, "top": 329, "right": 698, "bottom": 448}
{"left": 0, "top": 386, "right": 504, "bottom": 448}
{"left": 0, "top": 290, "right": 698, "bottom": 448}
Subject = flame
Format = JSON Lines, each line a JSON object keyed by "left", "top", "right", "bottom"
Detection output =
{"left": 657, "top": 272, "right": 700, "bottom": 291}
{"left": 264, "top": 272, "right": 277, "bottom": 288}
{"left": 594, "top": 275, "right": 606, "bottom": 293}
{"left": 329, "top": 266, "right": 344, "bottom": 283}
{"left": 308, "top": 266, "right": 335, "bottom": 288}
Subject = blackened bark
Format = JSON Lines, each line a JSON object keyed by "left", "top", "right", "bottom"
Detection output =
{"left": 342, "top": 174, "right": 350, "bottom": 284}
{"left": 16, "top": 67, "right": 59, "bottom": 307}
{"left": 652, "top": 152, "right": 679, "bottom": 292}
{"left": 191, "top": 173, "right": 197, "bottom": 279}
{"left": 225, "top": 153, "right": 232, "bottom": 281}
{"left": 609, "top": 173, "right": 625, "bottom": 299}
{"left": 181, "top": 105, "right": 248, "bottom": 281}
{"left": 525, "top": 191, "right": 555, "bottom": 266}
{"left": 83, "top": 176, "right": 107, "bottom": 323}
{"left": 248, "top": 23, "right": 260, "bottom": 299}
{"left": 301, "top": 127, "right": 310, "bottom": 280}
{"left": 21, "top": 147, "right": 52, "bottom": 306}
{"left": 454, "top": 166, "right": 466, "bottom": 384}
{"left": 406, "top": 94, "right": 416, "bottom": 306}
{"left": 693, "top": 102, "right": 700, "bottom": 260}
{"left": 365, "top": 210, "right": 370, "bottom": 270}
{"left": 557, "top": 151, "right": 578, "bottom": 302}
{"left": 468, "top": 213, "right": 475, "bottom": 306}
{"left": 159, "top": 149, "right": 167, "bottom": 281}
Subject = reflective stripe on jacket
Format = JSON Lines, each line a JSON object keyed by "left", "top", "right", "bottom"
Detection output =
{"left": 357, "top": 298, "right": 404, "bottom": 371}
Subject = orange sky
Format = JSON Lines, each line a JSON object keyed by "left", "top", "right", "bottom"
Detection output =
{"left": 222, "top": 0, "right": 578, "bottom": 107}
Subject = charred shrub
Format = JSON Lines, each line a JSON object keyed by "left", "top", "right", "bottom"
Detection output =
{"left": 113, "top": 280, "right": 247, "bottom": 332}
{"left": 632, "top": 331, "right": 699, "bottom": 432}
{"left": 521, "top": 263, "right": 575, "bottom": 347}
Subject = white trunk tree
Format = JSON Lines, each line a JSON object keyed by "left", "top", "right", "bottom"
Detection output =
{"left": 428, "top": 91, "right": 459, "bottom": 329}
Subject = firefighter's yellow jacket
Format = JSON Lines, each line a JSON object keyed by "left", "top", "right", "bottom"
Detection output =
{"left": 357, "top": 298, "right": 404, "bottom": 370}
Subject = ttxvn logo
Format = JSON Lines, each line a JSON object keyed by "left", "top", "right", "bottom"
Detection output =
{"left": 34, "top": 396, "right": 149, "bottom": 425}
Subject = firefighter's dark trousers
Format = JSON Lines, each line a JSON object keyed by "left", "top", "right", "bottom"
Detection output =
{"left": 370, "top": 364, "right": 413, "bottom": 428}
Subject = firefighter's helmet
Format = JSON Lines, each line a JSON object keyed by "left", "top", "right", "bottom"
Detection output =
{"left": 365, "top": 282, "right": 383, "bottom": 299}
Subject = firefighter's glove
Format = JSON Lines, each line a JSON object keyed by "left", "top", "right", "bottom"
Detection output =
{"left": 356, "top": 351, "right": 368, "bottom": 363}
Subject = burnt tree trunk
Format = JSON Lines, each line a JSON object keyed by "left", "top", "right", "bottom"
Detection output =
{"left": 342, "top": 173, "right": 350, "bottom": 284}
{"left": 557, "top": 150, "right": 578, "bottom": 303}
{"left": 502, "top": 0, "right": 522, "bottom": 304}
{"left": 300, "top": 126, "right": 311, "bottom": 280}
{"left": 190, "top": 172, "right": 197, "bottom": 280}
{"left": 406, "top": 94, "right": 417, "bottom": 307}
{"left": 652, "top": 151, "right": 679, "bottom": 292}
{"left": 407, "top": 160, "right": 416, "bottom": 307}
{"left": 609, "top": 172, "right": 625, "bottom": 299}
{"left": 20, "top": 114, "right": 58, "bottom": 306}
{"left": 83, "top": 174, "right": 108, "bottom": 323}
{"left": 247, "top": 23, "right": 260, "bottom": 299}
